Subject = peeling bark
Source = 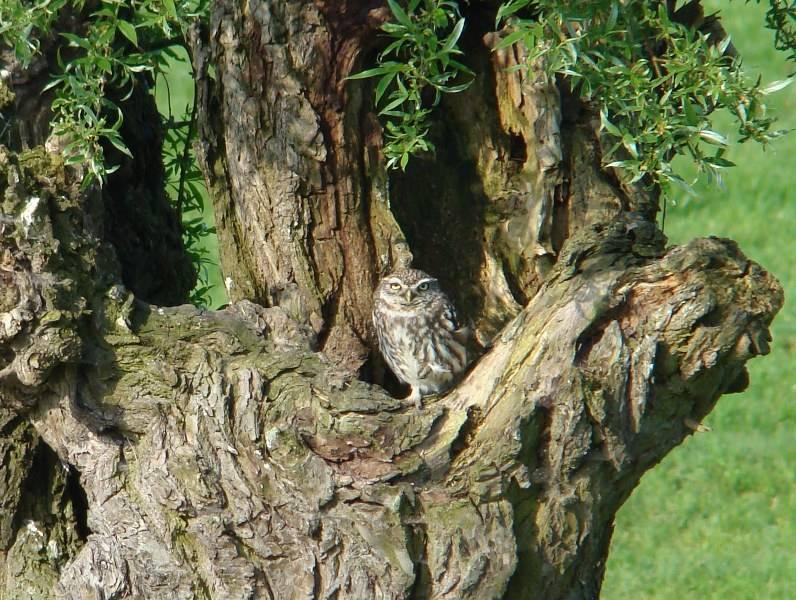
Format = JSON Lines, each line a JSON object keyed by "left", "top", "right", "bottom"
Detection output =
{"left": 0, "top": 1, "right": 786, "bottom": 598}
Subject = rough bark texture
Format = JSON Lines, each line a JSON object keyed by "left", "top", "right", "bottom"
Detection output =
{"left": 0, "top": 145, "right": 782, "bottom": 598}
{"left": 0, "top": 44, "right": 193, "bottom": 596}
{"left": 192, "top": 0, "right": 402, "bottom": 372}
{"left": 0, "top": 1, "right": 786, "bottom": 598}
{"left": 1, "top": 44, "right": 195, "bottom": 306}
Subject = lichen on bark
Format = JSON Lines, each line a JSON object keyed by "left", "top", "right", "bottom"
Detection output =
{"left": 0, "top": 0, "right": 786, "bottom": 597}
{"left": 0, "top": 135, "right": 782, "bottom": 597}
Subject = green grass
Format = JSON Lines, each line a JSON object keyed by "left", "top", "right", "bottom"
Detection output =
{"left": 602, "top": 2, "right": 796, "bottom": 597}
{"left": 155, "top": 48, "right": 227, "bottom": 309}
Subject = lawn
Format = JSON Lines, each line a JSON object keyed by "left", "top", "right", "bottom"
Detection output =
{"left": 155, "top": 47, "right": 227, "bottom": 309}
{"left": 601, "top": 1, "right": 796, "bottom": 597}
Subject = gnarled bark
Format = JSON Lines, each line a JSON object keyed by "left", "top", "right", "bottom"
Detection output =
{"left": 0, "top": 1, "right": 785, "bottom": 598}
{"left": 0, "top": 145, "right": 781, "bottom": 598}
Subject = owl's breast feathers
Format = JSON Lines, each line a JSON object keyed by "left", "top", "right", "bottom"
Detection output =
{"left": 372, "top": 297, "right": 468, "bottom": 394}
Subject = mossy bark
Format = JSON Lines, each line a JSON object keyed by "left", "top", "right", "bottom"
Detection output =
{"left": 1, "top": 34, "right": 195, "bottom": 307}
{"left": 0, "top": 1, "right": 785, "bottom": 598}
{"left": 0, "top": 142, "right": 781, "bottom": 598}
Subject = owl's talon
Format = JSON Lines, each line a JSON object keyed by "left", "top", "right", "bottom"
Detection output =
{"left": 408, "top": 388, "right": 423, "bottom": 409}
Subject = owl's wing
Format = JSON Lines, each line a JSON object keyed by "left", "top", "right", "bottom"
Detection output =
{"left": 440, "top": 301, "right": 471, "bottom": 348}
{"left": 440, "top": 302, "right": 459, "bottom": 332}
{"left": 440, "top": 302, "right": 461, "bottom": 332}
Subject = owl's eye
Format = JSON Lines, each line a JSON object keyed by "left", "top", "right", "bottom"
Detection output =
{"left": 417, "top": 282, "right": 429, "bottom": 291}
{"left": 389, "top": 282, "right": 402, "bottom": 291}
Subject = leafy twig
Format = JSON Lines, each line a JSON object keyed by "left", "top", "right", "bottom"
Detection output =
{"left": 349, "top": 0, "right": 474, "bottom": 170}
{"left": 495, "top": 0, "right": 793, "bottom": 195}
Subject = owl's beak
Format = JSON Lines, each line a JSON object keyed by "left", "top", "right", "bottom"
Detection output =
{"left": 404, "top": 289, "right": 415, "bottom": 302}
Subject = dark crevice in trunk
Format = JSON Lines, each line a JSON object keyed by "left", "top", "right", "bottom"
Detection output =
{"left": 102, "top": 80, "right": 196, "bottom": 306}
{"left": 449, "top": 406, "right": 483, "bottom": 461}
{"left": 0, "top": 412, "right": 24, "bottom": 436}
{"left": 501, "top": 258, "right": 529, "bottom": 308}
{"left": 408, "top": 520, "right": 431, "bottom": 600}
{"left": 508, "top": 133, "right": 528, "bottom": 163}
{"left": 390, "top": 129, "right": 489, "bottom": 330}
{"left": 11, "top": 439, "right": 50, "bottom": 533}
{"left": 65, "top": 465, "right": 91, "bottom": 541}
{"left": 504, "top": 480, "right": 542, "bottom": 599}
{"left": 12, "top": 438, "right": 89, "bottom": 543}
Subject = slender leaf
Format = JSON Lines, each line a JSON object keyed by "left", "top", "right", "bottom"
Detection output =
{"left": 346, "top": 62, "right": 403, "bottom": 80}
{"left": 375, "top": 71, "right": 398, "bottom": 105}
{"left": 761, "top": 76, "right": 795, "bottom": 95}
{"left": 116, "top": 20, "right": 138, "bottom": 46}
{"left": 387, "top": 0, "right": 413, "bottom": 29}
{"left": 441, "top": 18, "right": 465, "bottom": 55}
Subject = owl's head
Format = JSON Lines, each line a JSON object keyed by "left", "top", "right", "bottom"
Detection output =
{"left": 376, "top": 268, "right": 441, "bottom": 307}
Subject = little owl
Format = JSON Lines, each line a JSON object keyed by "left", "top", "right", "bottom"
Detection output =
{"left": 372, "top": 268, "right": 468, "bottom": 408}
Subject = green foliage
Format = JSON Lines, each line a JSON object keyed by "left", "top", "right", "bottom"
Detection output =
{"left": 2, "top": 0, "right": 207, "bottom": 186}
{"left": 2, "top": 0, "right": 220, "bottom": 307}
{"left": 348, "top": 0, "right": 473, "bottom": 170}
{"left": 0, "top": 0, "right": 66, "bottom": 64}
{"left": 605, "top": 102, "right": 796, "bottom": 598}
{"left": 355, "top": 0, "right": 793, "bottom": 190}
{"left": 495, "top": 0, "right": 793, "bottom": 194}
{"left": 765, "top": 0, "right": 796, "bottom": 62}
{"left": 162, "top": 106, "right": 216, "bottom": 307}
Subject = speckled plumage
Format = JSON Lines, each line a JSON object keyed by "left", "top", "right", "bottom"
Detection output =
{"left": 372, "top": 268, "right": 468, "bottom": 408}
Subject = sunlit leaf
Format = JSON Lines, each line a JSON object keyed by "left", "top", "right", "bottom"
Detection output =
{"left": 387, "top": 0, "right": 413, "bottom": 30}
{"left": 117, "top": 20, "right": 138, "bottom": 46}
{"left": 441, "top": 18, "right": 465, "bottom": 54}
{"left": 698, "top": 130, "right": 729, "bottom": 147}
{"left": 346, "top": 62, "right": 403, "bottom": 80}
{"left": 761, "top": 76, "right": 795, "bottom": 95}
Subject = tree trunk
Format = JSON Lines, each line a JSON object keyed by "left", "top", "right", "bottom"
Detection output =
{"left": 0, "top": 1, "right": 784, "bottom": 599}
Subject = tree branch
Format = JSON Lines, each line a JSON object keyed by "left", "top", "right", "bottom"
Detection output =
{"left": 0, "top": 145, "right": 781, "bottom": 597}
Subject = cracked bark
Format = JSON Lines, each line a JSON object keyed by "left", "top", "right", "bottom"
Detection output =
{"left": 0, "top": 1, "right": 784, "bottom": 598}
